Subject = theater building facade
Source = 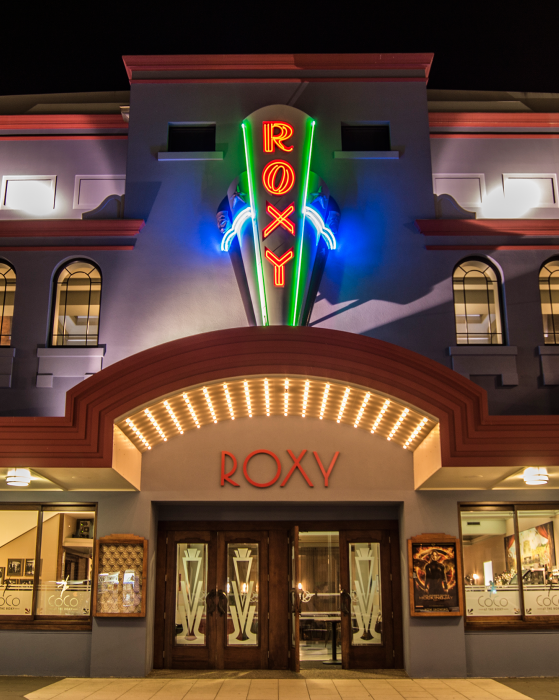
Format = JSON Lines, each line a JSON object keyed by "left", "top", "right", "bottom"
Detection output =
{"left": 2, "top": 54, "right": 559, "bottom": 678}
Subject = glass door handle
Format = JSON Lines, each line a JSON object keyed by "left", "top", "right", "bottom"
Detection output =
{"left": 340, "top": 589, "right": 351, "bottom": 615}
{"left": 206, "top": 589, "right": 217, "bottom": 614}
{"left": 217, "top": 589, "right": 227, "bottom": 616}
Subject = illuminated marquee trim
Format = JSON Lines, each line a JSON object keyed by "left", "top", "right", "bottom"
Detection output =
{"left": 220, "top": 206, "right": 251, "bottom": 251}
{"left": 304, "top": 205, "right": 337, "bottom": 250}
{"left": 263, "top": 202, "right": 295, "bottom": 238}
{"left": 262, "top": 160, "right": 296, "bottom": 196}
{"left": 263, "top": 121, "right": 294, "bottom": 153}
{"left": 265, "top": 247, "right": 294, "bottom": 287}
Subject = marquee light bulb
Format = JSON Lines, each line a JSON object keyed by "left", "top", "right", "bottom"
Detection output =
{"left": 202, "top": 387, "right": 218, "bottom": 424}
{"left": 371, "top": 399, "right": 390, "bottom": 434}
{"left": 164, "top": 400, "right": 183, "bottom": 434}
{"left": 125, "top": 417, "right": 151, "bottom": 449}
{"left": 523, "top": 467, "right": 549, "bottom": 486}
{"left": 337, "top": 387, "right": 351, "bottom": 423}
{"left": 183, "top": 393, "right": 200, "bottom": 428}
{"left": 264, "top": 378, "right": 270, "bottom": 416}
{"left": 6, "top": 468, "right": 31, "bottom": 487}
{"left": 354, "top": 392, "right": 370, "bottom": 428}
{"left": 284, "top": 378, "right": 289, "bottom": 416}
{"left": 319, "top": 383, "right": 330, "bottom": 420}
{"left": 223, "top": 383, "right": 235, "bottom": 421}
{"left": 302, "top": 379, "right": 310, "bottom": 418}
{"left": 387, "top": 408, "right": 409, "bottom": 441}
{"left": 243, "top": 380, "right": 253, "bottom": 417}
{"left": 144, "top": 408, "right": 167, "bottom": 441}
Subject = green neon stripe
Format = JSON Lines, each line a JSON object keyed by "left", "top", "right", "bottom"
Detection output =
{"left": 242, "top": 121, "right": 268, "bottom": 326}
{"left": 291, "top": 119, "right": 316, "bottom": 326}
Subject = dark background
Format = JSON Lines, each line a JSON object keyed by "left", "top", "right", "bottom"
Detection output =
{"left": 1, "top": 3, "right": 558, "bottom": 96}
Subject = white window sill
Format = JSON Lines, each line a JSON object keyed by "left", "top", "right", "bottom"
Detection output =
{"left": 37, "top": 347, "right": 105, "bottom": 387}
{"left": 448, "top": 346, "right": 518, "bottom": 385}
{"left": 0, "top": 347, "right": 15, "bottom": 388}
{"left": 333, "top": 151, "right": 399, "bottom": 160}
{"left": 157, "top": 152, "right": 224, "bottom": 161}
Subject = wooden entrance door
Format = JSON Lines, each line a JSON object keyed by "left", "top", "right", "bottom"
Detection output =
{"left": 339, "top": 528, "right": 400, "bottom": 669}
{"left": 162, "top": 528, "right": 268, "bottom": 669}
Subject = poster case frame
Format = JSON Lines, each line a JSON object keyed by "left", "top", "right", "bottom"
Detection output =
{"left": 93, "top": 534, "right": 148, "bottom": 618}
{"left": 408, "top": 533, "right": 464, "bottom": 618}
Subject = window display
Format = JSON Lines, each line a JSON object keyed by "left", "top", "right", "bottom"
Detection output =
{"left": 0, "top": 510, "right": 38, "bottom": 617}
{"left": 36, "top": 508, "right": 95, "bottom": 617}
{"left": 461, "top": 506, "right": 559, "bottom": 622}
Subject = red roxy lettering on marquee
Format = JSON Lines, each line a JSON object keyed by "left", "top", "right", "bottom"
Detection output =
{"left": 263, "top": 202, "right": 295, "bottom": 238}
{"left": 265, "top": 248, "right": 294, "bottom": 287}
{"left": 262, "top": 121, "right": 294, "bottom": 153}
{"left": 220, "top": 450, "right": 339, "bottom": 488}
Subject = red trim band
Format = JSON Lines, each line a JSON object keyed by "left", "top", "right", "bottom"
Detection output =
{"left": 0, "top": 245, "right": 135, "bottom": 251}
{"left": 0, "top": 115, "right": 127, "bottom": 131}
{"left": 415, "top": 220, "right": 559, "bottom": 237}
{"left": 0, "top": 220, "right": 144, "bottom": 238}
{"left": 0, "top": 135, "right": 128, "bottom": 141}
{"left": 430, "top": 133, "right": 559, "bottom": 139}
{"left": 429, "top": 113, "right": 559, "bottom": 129}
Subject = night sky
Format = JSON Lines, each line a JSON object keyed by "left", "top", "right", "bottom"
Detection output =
{"left": 2, "top": 5, "right": 558, "bottom": 97}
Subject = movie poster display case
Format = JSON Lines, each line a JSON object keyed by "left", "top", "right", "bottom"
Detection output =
{"left": 408, "top": 533, "right": 464, "bottom": 617}
{"left": 93, "top": 534, "right": 147, "bottom": 618}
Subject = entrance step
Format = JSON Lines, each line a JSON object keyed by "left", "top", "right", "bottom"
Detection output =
{"left": 23, "top": 677, "right": 534, "bottom": 700}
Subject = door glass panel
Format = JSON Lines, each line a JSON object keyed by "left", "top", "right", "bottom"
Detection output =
{"left": 226, "top": 543, "right": 259, "bottom": 646}
{"left": 461, "top": 510, "right": 521, "bottom": 617}
{"left": 517, "top": 509, "right": 559, "bottom": 616}
{"left": 175, "top": 543, "right": 208, "bottom": 646}
{"left": 36, "top": 509, "right": 94, "bottom": 616}
{"left": 349, "top": 543, "right": 382, "bottom": 645}
{"left": 299, "top": 531, "right": 340, "bottom": 662}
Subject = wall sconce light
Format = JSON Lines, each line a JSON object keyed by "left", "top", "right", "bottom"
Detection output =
{"left": 523, "top": 467, "right": 549, "bottom": 486}
{"left": 6, "top": 468, "right": 31, "bottom": 487}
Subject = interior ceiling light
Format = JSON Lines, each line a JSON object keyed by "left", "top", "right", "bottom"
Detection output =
{"left": 117, "top": 376, "right": 435, "bottom": 454}
{"left": 523, "top": 467, "right": 549, "bottom": 486}
{"left": 6, "top": 468, "right": 31, "bottom": 487}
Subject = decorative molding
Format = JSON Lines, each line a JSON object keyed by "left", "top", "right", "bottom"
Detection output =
{"left": 415, "top": 219, "right": 559, "bottom": 237}
{"left": 426, "top": 245, "right": 559, "bottom": 251}
{"left": 333, "top": 151, "right": 399, "bottom": 160}
{"left": 0, "top": 347, "right": 15, "bottom": 388}
{"left": 448, "top": 346, "right": 519, "bottom": 386}
{"left": 429, "top": 113, "right": 559, "bottom": 129}
{"left": 0, "top": 135, "right": 128, "bottom": 142}
{"left": 37, "top": 347, "right": 105, "bottom": 387}
{"left": 157, "top": 151, "right": 224, "bottom": 161}
{"left": 430, "top": 134, "right": 559, "bottom": 140}
{"left": 0, "top": 219, "right": 144, "bottom": 238}
{"left": 0, "top": 245, "right": 135, "bottom": 252}
{"left": 538, "top": 346, "right": 559, "bottom": 386}
{"left": 123, "top": 53, "right": 434, "bottom": 83}
{"left": 0, "top": 115, "right": 128, "bottom": 131}
{"left": 1, "top": 327, "right": 559, "bottom": 470}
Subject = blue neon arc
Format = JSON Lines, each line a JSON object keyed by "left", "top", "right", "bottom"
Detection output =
{"left": 220, "top": 207, "right": 251, "bottom": 251}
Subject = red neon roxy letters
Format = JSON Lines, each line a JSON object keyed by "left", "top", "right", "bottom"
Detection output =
{"left": 265, "top": 248, "right": 294, "bottom": 286}
{"left": 262, "top": 160, "right": 296, "bottom": 196}
{"left": 263, "top": 121, "right": 294, "bottom": 153}
{"left": 263, "top": 202, "right": 295, "bottom": 238}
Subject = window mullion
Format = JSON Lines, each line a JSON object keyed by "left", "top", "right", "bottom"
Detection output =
{"left": 513, "top": 505, "right": 527, "bottom": 621}
{"left": 30, "top": 506, "right": 44, "bottom": 620}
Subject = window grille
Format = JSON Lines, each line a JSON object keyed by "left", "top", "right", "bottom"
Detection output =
{"left": 453, "top": 258, "right": 503, "bottom": 345}
{"left": 539, "top": 259, "right": 559, "bottom": 344}
{"left": 0, "top": 261, "right": 16, "bottom": 346}
{"left": 51, "top": 260, "right": 101, "bottom": 347}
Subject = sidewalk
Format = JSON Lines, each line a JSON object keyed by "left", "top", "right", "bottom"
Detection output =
{"left": 0, "top": 675, "right": 553, "bottom": 700}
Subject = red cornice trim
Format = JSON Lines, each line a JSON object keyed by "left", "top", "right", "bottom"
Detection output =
{"left": 0, "top": 245, "right": 135, "bottom": 251}
{"left": 0, "top": 220, "right": 144, "bottom": 238}
{"left": 123, "top": 53, "right": 434, "bottom": 81}
{"left": 430, "top": 133, "right": 559, "bottom": 139}
{"left": 0, "top": 115, "right": 128, "bottom": 131}
{"left": 426, "top": 245, "right": 559, "bottom": 251}
{"left": 1, "top": 326, "right": 559, "bottom": 471}
{"left": 130, "top": 77, "right": 428, "bottom": 85}
{"left": 429, "top": 113, "right": 559, "bottom": 129}
{"left": 0, "top": 135, "right": 128, "bottom": 141}
{"left": 415, "top": 219, "right": 559, "bottom": 237}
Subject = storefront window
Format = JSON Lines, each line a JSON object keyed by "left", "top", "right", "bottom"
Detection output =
{"left": 517, "top": 508, "right": 559, "bottom": 617}
{"left": 0, "top": 505, "right": 95, "bottom": 623}
{"left": 36, "top": 509, "right": 95, "bottom": 617}
{"left": 0, "top": 509, "right": 38, "bottom": 617}
{"left": 461, "top": 509, "right": 521, "bottom": 617}
{"left": 461, "top": 505, "right": 559, "bottom": 623}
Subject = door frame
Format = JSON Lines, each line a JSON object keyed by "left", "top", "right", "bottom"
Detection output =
{"left": 154, "top": 520, "right": 403, "bottom": 670}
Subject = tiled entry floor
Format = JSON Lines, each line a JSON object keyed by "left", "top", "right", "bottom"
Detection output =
{"left": 23, "top": 678, "right": 535, "bottom": 700}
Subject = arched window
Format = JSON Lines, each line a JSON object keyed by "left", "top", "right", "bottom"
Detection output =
{"left": 51, "top": 260, "right": 101, "bottom": 346}
{"left": 453, "top": 258, "right": 504, "bottom": 345}
{"left": 0, "top": 261, "right": 16, "bottom": 346}
{"left": 539, "top": 259, "right": 559, "bottom": 344}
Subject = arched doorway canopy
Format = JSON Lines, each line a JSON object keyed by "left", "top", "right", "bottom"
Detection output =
{"left": 117, "top": 374, "right": 436, "bottom": 453}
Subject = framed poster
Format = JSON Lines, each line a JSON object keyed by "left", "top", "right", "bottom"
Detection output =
{"left": 0, "top": 567, "right": 4, "bottom": 585}
{"left": 7, "top": 559, "right": 23, "bottom": 577}
{"left": 408, "top": 533, "right": 464, "bottom": 617}
{"left": 93, "top": 534, "right": 147, "bottom": 618}
{"left": 24, "top": 559, "right": 35, "bottom": 577}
